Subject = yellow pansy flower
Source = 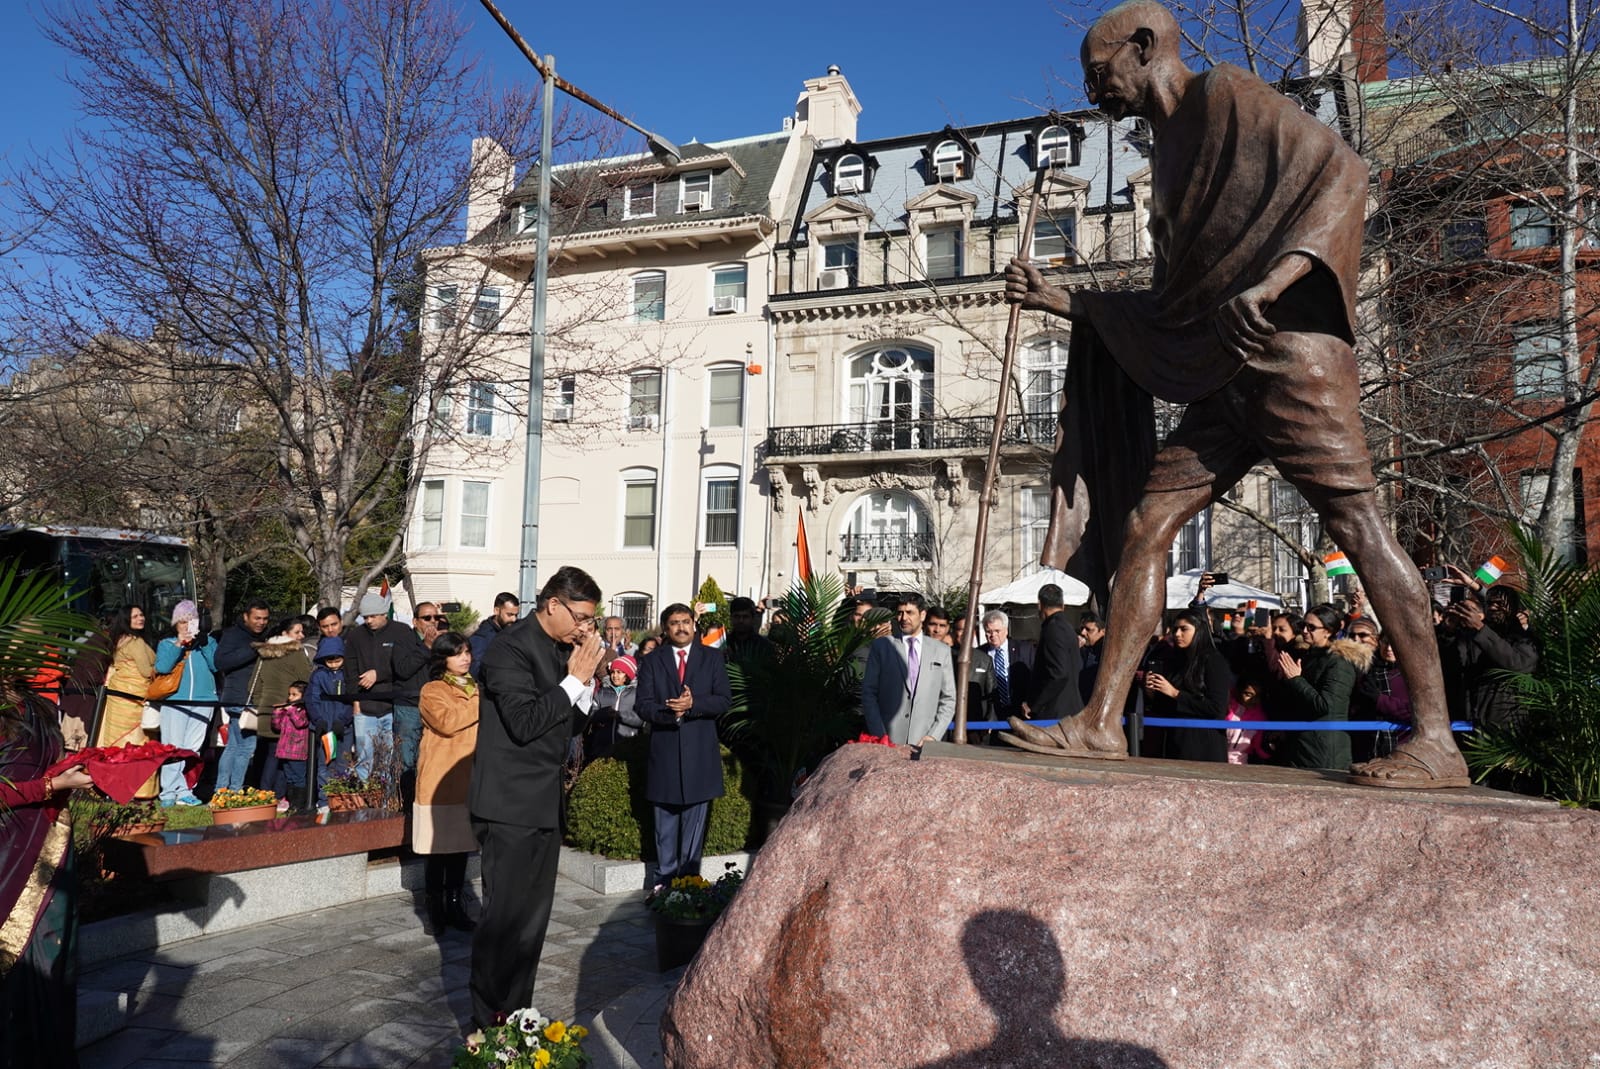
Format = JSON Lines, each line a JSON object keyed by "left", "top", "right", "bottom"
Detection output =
{"left": 571, "top": 1025, "right": 589, "bottom": 1040}
{"left": 543, "top": 1020, "right": 566, "bottom": 1043}
{"left": 534, "top": 1049, "right": 551, "bottom": 1068}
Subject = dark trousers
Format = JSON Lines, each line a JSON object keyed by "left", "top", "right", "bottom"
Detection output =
{"left": 469, "top": 820, "right": 560, "bottom": 1028}
{"left": 652, "top": 800, "right": 709, "bottom": 884}
{"left": 424, "top": 852, "right": 468, "bottom": 895}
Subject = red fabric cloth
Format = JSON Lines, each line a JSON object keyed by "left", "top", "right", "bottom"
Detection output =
{"left": 44, "top": 742, "right": 200, "bottom": 804}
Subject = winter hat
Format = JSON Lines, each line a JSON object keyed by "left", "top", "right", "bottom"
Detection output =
{"left": 609, "top": 654, "right": 637, "bottom": 681}
{"left": 315, "top": 635, "right": 346, "bottom": 662}
{"left": 357, "top": 593, "right": 388, "bottom": 617}
{"left": 171, "top": 600, "right": 199, "bottom": 624}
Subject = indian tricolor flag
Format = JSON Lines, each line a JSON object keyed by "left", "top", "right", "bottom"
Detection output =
{"left": 1324, "top": 552, "right": 1356, "bottom": 578}
{"left": 321, "top": 731, "right": 338, "bottom": 763}
{"left": 1475, "top": 555, "right": 1508, "bottom": 587}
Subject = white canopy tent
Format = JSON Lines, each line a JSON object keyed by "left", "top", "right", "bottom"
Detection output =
{"left": 979, "top": 568, "right": 1092, "bottom": 607}
{"left": 1165, "top": 568, "right": 1284, "bottom": 611}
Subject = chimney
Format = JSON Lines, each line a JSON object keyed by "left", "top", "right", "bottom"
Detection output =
{"left": 794, "top": 65, "right": 862, "bottom": 144}
{"left": 1298, "top": 0, "right": 1386, "bottom": 81}
{"left": 466, "top": 136, "right": 515, "bottom": 240}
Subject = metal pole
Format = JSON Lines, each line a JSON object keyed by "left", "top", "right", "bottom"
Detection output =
{"left": 953, "top": 168, "right": 1047, "bottom": 744}
{"left": 518, "top": 55, "right": 556, "bottom": 608}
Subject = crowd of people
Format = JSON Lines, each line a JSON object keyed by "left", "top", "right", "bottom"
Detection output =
{"left": 1, "top": 555, "right": 1540, "bottom": 1056}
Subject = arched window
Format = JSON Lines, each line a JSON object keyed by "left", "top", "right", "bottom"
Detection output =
{"left": 620, "top": 466, "right": 658, "bottom": 549}
{"left": 701, "top": 463, "right": 740, "bottom": 548}
{"left": 932, "top": 140, "right": 964, "bottom": 180}
{"left": 845, "top": 345, "right": 935, "bottom": 450}
{"left": 631, "top": 271, "right": 666, "bottom": 322}
{"left": 841, "top": 491, "right": 932, "bottom": 562}
{"left": 1020, "top": 337, "right": 1069, "bottom": 440}
{"left": 1036, "top": 124, "right": 1077, "bottom": 168}
{"left": 834, "top": 153, "right": 866, "bottom": 194}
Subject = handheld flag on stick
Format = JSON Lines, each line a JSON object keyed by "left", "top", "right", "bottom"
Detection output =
{"left": 1475, "top": 556, "right": 1507, "bottom": 586}
{"left": 321, "top": 731, "right": 338, "bottom": 763}
{"left": 378, "top": 577, "right": 394, "bottom": 620}
{"left": 1324, "top": 552, "right": 1355, "bottom": 578}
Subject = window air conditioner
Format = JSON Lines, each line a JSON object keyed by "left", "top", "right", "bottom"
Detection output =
{"left": 818, "top": 269, "right": 850, "bottom": 290}
{"left": 936, "top": 160, "right": 959, "bottom": 181}
{"left": 712, "top": 295, "right": 745, "bottom": 314}
{"left": 836, "top": 176, "right": 862, "bottom": 194}
{"left": 1040, "top": 145, "right": 1072, "bottom": 169}
{"left": 551, "top": 405, "right": 573, "bottom": 423}
{"left": 627, "top": 414, "right": 660, "bottom": 432}
{"left": 683, "top": 192, "right": 707, "bottom": 212}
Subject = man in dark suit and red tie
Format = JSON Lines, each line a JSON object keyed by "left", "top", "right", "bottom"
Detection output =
{"left": 637, "top": 603, "right": 732, "bottom": 884}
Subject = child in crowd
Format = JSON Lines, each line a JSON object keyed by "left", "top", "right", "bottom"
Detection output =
{"left": 307, "top": 636, "right": 354, "bottom": 814}
{"left": 1225, "top": 678, "right": 1271, "bottom": 765}
{"left": 272, "top": 681, "right": 311, "bottom": 813}
{"left": 587, "top": 655, "right": 642, "bottom": 764}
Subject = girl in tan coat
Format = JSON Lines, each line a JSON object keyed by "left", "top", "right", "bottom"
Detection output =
{"left": 416, "top": 631, "right": 479, "bottom": 934}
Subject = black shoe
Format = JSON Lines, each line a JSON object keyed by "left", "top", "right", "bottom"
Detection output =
{"left": 444, "top": 890, "right": 476, "bottom": 932}
{"left": 423, "top": 893, "right": 446, "bottom": 936}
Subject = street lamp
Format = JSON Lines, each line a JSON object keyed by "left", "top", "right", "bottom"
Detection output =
{"left": 477, "top": 0, "right": 680, "bottom": 608}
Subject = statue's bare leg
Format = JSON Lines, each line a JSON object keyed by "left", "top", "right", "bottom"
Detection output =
{"left": 1005, "top": 482, "right": 1214, "bottom": 758}
{"left": 1315, "top": 489, "right": 1470, "bottom": 788}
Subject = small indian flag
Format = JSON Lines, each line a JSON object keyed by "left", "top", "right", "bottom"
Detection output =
{"left": 1475, "top": 555, "right": 1507, "bottom": 586}
{"left": 1324, "top": 552, "right": 1356, "bottom": 577}
{"left": 321, "top": 731, "right": 338, "bottom": 763}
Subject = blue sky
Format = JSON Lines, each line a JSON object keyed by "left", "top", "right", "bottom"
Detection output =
{"left": 0, "top": 1, "right": 1088, "bottom": 163}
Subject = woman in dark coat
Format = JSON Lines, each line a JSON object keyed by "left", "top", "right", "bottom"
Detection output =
{"left": 1273, "top": 602, "right": 1371, "bottom": 771}
{"left": 1142, "top": 608, "right": 1231, "bottom": 762}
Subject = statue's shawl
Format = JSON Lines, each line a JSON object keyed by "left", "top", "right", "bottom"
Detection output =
{"left": 1079, "top": 63, "right": 1368, "bottom": 404}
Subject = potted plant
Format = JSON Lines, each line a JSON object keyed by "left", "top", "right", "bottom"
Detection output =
{"left": 646, "top": 862, "right": 744, "bottom": 971}
{"left": 323, "top": 769, "right": 387, "bottom": 811}
{"left": 721, "top": 575, "right": 870, "bottom": 838}
{"left": 208, "top": 787, "right": 279, "bottom": 825}
{"left": 97, "top": 798, "right": 168, "bottom": 838}
{"left": 451, "top": 1006, "right": 590, "bottom": 1068}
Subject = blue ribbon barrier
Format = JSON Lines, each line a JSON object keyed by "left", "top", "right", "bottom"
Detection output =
{"left": 958, "top": 719, "right": 1475, "bottom": 733}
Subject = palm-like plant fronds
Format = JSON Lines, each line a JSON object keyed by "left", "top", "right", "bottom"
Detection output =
{"left": 0, "top": 559, "right": 96, "bottom": 707}
{"left": 1462, "top": 525, "right": 1600, "bottom": 808}
{"left": 722, "top": 575, "right": 870, "bottom": 802}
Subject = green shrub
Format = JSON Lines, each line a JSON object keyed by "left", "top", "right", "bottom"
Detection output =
{"left": 565, "top": 738, "right": 752, "bottom": 860}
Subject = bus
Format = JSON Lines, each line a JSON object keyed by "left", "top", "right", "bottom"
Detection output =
{"left": 0, "top": 525, "right": 198, "bottom": 634}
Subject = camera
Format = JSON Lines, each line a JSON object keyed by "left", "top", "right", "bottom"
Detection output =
{"left": 1421, "top": 566, "right": 1446, "bottom": 582}
{"left": 1209, "top": 571, "right": 1229, "bottom": 586}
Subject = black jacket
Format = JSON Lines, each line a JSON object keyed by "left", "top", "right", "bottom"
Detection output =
{"left": 214, "top": 619, "right": 266, "bottom": 706}
{"left": 1145, "top": 640, "right": 1231, "bottom": 763}
{"left": 344, "top": 621, "right": 401, "bottom": 716}
{"left": 636, "top": 643, "right": 730, "bottom": 806}
{"left": 392, "top": 627, "right": 433, "bottom": 705}
{"left": 469, "top": 616, "right": 509, "bottom": 676}
{"left": 1031, "top": 612, "right": 1084, "bottom": 722}
{"left": 469, "top": 618, "right": 586, "bottom": 827}
{"left": 982, "top": 638, "right": 1036, "bottom": 719}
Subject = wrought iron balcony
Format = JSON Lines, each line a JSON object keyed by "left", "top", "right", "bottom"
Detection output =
{"left": 839, "top": 533, "right": 933, "bottom": 562}
{"left": 765, "top": 413, "right": 1057, "bottom": 458}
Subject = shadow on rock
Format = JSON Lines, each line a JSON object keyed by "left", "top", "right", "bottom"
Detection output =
{"left": 912, "top": 909, "right": 1170, "bottom": 1069}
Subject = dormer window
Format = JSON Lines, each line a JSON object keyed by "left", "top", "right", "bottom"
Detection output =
{"left": 516, "top": 202, "right": 538, "bottom": 233}
{"left": 624, "top": 182, "right": 655, "bottom": 219}
{"left": 834, "top": 153, "right": 866, "bottom": 195}
{"left": 932, "top": 140, "right": 965, "bottom": 182}
{"left": 681, "top": 171, "right": 712, "bottom": 213}
{"left": 1036, "top": 125, "right": 1079, "bottom": 169}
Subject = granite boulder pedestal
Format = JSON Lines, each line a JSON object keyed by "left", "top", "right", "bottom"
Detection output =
{"left": 660, "top": 742, "right": 1600, "bottom": 1068}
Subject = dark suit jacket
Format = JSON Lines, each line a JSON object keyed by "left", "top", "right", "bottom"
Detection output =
{"left": 469, "top": 618, "right": 586, "bottom": 827}
{"left": 1031, "top": 612, "right": 1084, "bottom": 722}
{"left": 636, "top": 643, "right": 730, "bottom": 806}
{"left": 983, "top": 638, "right": 1036, "bottom": 719}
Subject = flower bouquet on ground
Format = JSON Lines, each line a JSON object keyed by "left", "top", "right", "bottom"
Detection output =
{"left": 646, "top": 862, "right": 745, "bottom": 921}
{"left": 452, "top": 1007, "right": 590, "bottom": 1068}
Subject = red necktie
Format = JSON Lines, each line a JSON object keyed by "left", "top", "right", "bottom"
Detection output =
{"left": 677, "top": 649, "right": 687, "bottom": 684}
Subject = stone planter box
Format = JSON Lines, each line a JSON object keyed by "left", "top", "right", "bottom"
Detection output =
{"left": 209, "top": 803, "right": 278, "bottom": 826}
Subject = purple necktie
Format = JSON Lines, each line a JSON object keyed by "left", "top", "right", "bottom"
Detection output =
{"left": 906, "top": 636, "right": 920, "bottom": 693}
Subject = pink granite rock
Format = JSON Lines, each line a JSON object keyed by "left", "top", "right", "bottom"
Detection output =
{"left": 660, "top": 743, "right": 1600, "bottom": 1068}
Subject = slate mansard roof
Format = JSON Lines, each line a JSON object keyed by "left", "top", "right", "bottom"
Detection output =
{"left": 466, "top": 132, "right": 792, "bottom": 249}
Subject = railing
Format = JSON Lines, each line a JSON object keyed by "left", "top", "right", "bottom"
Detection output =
{"left": 765, "top": 413, "right": 1057, "bottom": 458}
{"left": 838, "top": 533, "right": 933, "bottom": 562}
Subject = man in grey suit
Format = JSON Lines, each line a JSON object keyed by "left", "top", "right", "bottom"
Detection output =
{"left": 861, "top": 593, "right": 957, "bottom": 746}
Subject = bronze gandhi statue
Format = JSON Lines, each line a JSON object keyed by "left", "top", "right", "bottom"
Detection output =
{"left": 1002, "top": 0, "right": 1469, "bottom": 788}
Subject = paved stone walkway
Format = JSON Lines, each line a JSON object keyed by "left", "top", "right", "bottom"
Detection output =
{"left": 78, "top": 876, "right": 680, "bottom": 1068}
